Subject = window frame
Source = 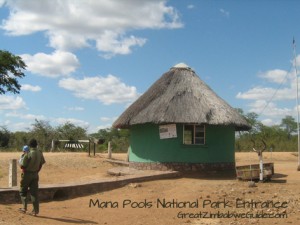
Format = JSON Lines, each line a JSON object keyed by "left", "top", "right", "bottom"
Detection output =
{"left": 183, "top": 124, "right": 206, "bottom": 145}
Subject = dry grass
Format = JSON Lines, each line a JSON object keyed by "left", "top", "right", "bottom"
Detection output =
{"left": 0, "top": 152, "right": 126, "bottom": 187}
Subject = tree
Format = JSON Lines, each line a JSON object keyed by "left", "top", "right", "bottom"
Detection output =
{"left": 54, "top": 122, "right": 88, "bottom": 151}
{"left": 236, "top": 109, "right": 262, "bottom": 135}
{"left": 245, "top": 112, "right": 260, "bottom": 131}
{"left": 281, "top": 115, "right": 297, "bottom": 140}
{"left": 30, "top": 119, "right": 55, "bottom": 151}
{"left": 9, "top": 131, "right": 31, "bottom": 150}
{"left": 0, "top": 126, "right": 10, "bottom": 148}
{"left": 56, "top": 122, "right": 88, "bottom": 140}
{"left": 0, "top": 50, "right": 26, "bottom": 94}
{"left": 92, "top": 127, "right": 130, "bottom": 152}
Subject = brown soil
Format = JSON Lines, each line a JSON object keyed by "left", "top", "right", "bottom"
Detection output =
{"left": 0, "top": 152, "right": 300, "bottom": 225}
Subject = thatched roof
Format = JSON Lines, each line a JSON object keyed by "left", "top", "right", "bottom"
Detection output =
{"left": 113, "top": 63, "right": 251, "bottom": 131}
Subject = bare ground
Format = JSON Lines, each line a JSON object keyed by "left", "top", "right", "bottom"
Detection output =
{"left": 0, "top": 152, "right": 300, "bottom": 225}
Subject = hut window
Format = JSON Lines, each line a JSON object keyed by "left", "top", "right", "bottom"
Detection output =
{"left": 183, "top": 125, "right": 205, "bottom": 145}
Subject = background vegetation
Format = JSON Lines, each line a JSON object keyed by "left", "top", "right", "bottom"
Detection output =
{"left": 0, "top": 119, "right": 130, "bottom": 153}
{"left": 0, "top": 111, "right": 298, "bottom": 153}
{"left": 236, "top": 109, "right": 298, "bottom": 152}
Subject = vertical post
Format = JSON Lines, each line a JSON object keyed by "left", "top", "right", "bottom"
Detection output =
{"left": 9, "top": 159, "right": 17, "bottom": 187}
{"left": 126, "top": 146, "right": 130, "bottom": 162}
{"left": 108, "top": 141, "right": 112, "bottom": 159}
{"left": 293, "top": 38, "right": 300, "bottom": 171}
{"left": 51, "top": 139, "right": 54, "bottom": 152}
{"left": 93, "top": 143, "right": 96, "bottom": 156}
{"left": 259, "top": 152, "right": 263, "bottom": 182}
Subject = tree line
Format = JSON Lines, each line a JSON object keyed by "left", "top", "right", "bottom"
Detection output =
{"left": 235, "top": 109, "right": 298, "bottom": 152}
{"left": 0, "top": 119, "right": 129, "bottom": 153}
{"left": 0, "top": 112, "right": 298, "bottom": 153}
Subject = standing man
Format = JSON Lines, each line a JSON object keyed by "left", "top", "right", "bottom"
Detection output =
{"left": 19, "top": 138, "right": 46, "bottom": 216}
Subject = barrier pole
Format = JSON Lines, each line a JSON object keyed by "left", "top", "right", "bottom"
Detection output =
{"left": 9, "top": 159, "right": 17, "bottom": 187}
{"left": 108, "top": 141, "right": 112, "bottom": 159}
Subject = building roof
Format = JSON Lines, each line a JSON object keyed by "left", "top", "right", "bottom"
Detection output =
{"left": 113, "top": 63, "right": 251, "bottom": 131}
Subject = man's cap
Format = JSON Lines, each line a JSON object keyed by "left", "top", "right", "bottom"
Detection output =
{"left": 23, "top": 145, "right": 29, "bottom": 152}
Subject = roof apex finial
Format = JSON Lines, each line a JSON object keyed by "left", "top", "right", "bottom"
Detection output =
{"left": 172, "top": 62, "right": 190, "bottom": 69}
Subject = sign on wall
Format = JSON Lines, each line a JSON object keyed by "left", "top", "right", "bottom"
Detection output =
{"left": 159, "top": 124, "right": 177, "bottom": 139}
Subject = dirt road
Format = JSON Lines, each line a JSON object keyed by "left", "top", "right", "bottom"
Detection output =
{"left": 0, "top": 152, "right": 299, "bottom": 225}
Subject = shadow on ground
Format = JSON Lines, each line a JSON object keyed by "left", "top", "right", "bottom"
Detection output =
{"left": 37, "top": 215, "right": 98, "bottom": 224}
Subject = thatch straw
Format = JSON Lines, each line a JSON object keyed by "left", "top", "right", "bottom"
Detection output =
{"left": 113, "top": 64, "right": 251, "bottom": 131}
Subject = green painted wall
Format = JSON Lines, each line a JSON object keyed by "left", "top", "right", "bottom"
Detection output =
{"left": 129, "top": 123, "right": 235, "bottom": 163}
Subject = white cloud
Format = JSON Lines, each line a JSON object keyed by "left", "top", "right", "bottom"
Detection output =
{"left": 292, "top": 55, "right": 300, "bottom": 67}
{"left": 20, "top": 51, "right": 79, "bottom": 78}
{"left": 248, "top": 100, "right": 291, "bottom": 117}
{"left": 236, "top": 65, "right": 300, "bottom": 105}
{"left": 237, "top": 66, "right": 300, "bottom": 102}
{"left": 5, "top": 111, "right": 46, "bottom": 120}
{"left": 21, "top": 84, "right": 41, "bottom": 92}
{"left": 53, "top": 117, "right": 89, "bottom": 128}
{"left": 258, "top": 69, "right": 289, "bottom": 84}
{"left": 100, "top": 117, "right": 112, "bottom": 122}
{"left": 0, "top": 0, "right": 6, "bottom": 7}
{"left": 294, "top": 105, "right": 300, "bottom": 113}
{"left": 6, "top": 122, "right": 31, "bottom": 132}
{"left": 261, "top": 118, "right": 277, "bottom": 126}
{"left": 236, "top": 86, "right": 294, "bottom": 101}
{"left": 48, "top": 32, "right": 90, "bottom": 51}
{"left": 187, "top": 5, "right": 195, "bottom": 9}
{"left": 96, "top": 32, "right": 146, "bottom": 59}
{"left": 0, "top": 119, "right": 10, "bottom": 127}
{"left": 0, "top": 95, "right": 26, "bottom": 110}
{"left": 236, "top": 63, "right": 300, "bottom": 123}
{"left": 100, "top": 117, "right": 117, "bottom": 122}
{"left": 95, "top": 124, "right": 113, "bottom": 131}
{"left": 87, "top": 123, "right": 112, "bottom": 133}
{"left": 2, "top": 113, "right": 90, "bottom": 132}
{"left": 220, "top": 8, "right": 230, "bottom": 17}
{"left": 66, "top": 106, "right": 85, "bottom": 111}
{"left": 58, "top": 75, "right": 139, "bottom": 105}
{"left": 2, "top": 0, "right": 183, "bottom": 57}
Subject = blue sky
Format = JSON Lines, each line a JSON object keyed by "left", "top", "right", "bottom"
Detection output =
{"left": 0, "top": 0, "right": 300, "bottom": 133}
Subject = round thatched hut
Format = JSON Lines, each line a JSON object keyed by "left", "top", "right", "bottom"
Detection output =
{"left": 113, "top": 63, "right": 250, "bottom": 172}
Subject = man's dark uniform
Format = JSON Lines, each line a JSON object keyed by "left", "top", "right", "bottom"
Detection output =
{"left": 19, "top": 139, "right": 45, "bottom": 215}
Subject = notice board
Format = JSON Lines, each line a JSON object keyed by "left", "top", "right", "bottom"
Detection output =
{"left": 159, "top": 124, "right": 177, "bottom": 139}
